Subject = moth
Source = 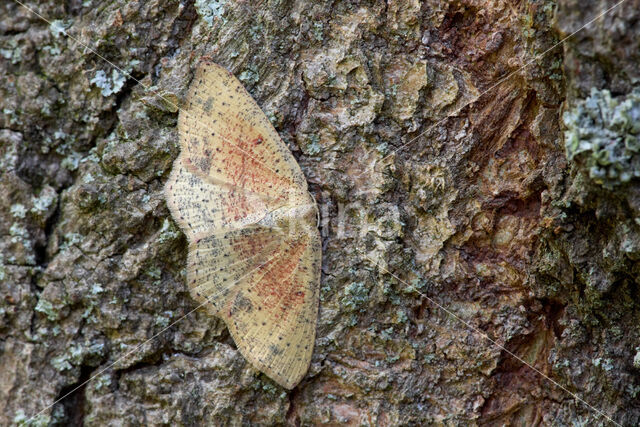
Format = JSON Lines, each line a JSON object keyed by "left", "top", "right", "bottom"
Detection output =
{"left": 165, "top": 61, "right": 321, "bottom": 389}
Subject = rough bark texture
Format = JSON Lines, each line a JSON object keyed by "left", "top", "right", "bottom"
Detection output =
{"left": 1, "top": 0, "right": 639, "bottom": 425}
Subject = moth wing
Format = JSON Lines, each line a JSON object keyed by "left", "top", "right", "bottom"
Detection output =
{"left": 186, "top": 225, "right": 284, "bottom": 314}
{"left": 165, "top": 155, "right": 281, "bottom": 239}
{"left": 167, "top": 60, "right": 322, "bottom": 389}
{"left": 179, "top": 61, "right": 308, "bottom": 200}
{"left": 219, "top": 227, "right": 321, "bottom": 389}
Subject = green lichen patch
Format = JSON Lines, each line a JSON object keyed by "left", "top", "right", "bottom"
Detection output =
{"left": 13, "top": 409, "right": 49, "bottom": 427}
{"left": 158, "top": 218, "right": 180, "bottom": 243}
{"left": 238, "top": 66, "right": 259, "bottom": 87}
{"left": 341, "top": 281, "right": 370, "bottom": 313}
{"left": 34, "top": 298, "right": 59, "bottom": 322}
{"left": 564, "top": 88, "right": 640, "bottom": 188}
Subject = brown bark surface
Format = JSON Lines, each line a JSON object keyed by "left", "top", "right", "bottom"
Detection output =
{"left": 1, "top": 0, "right": 639, "bottom": 425}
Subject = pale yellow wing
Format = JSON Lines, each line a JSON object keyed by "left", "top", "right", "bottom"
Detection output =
{"left": 186, "top": 225, "right": 284, "bottom": 313}
{"left": 218, "top": 227, "right": 321, "bottom": 389}
{"left": 165, "top": 155, "right": 280, "bottom": 239}
{"left": 185, "top": 223, "right": 321, "bottom": 389}
{"left": 179, "top": 61, "right": 308, "bottom": 200}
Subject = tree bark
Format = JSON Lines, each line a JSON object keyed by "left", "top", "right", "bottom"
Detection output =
{"left": 1, "top": 0, "right": 639, "bottom": 424}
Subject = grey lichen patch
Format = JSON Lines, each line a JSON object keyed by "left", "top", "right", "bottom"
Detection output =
{"left": 195, "top": 0, "right": 227, "bottom": 27}
{"left": 0, "top": 38, "right": 22, "bottom": 65}
{"left": 9, "top": 222, "right": 30, "bottom": 243}
{"left": 10, "top": 204, "right": 27, "bottom": 219}
{"left": 300, "top": 133, "right": 323, "bottom": 156}
{"left": 92, "top": 373, "right": 112, "bottom": 392}
{"left": 158, "top": 218, "right": 180, "bottom": 243}
{"left": 90, "top": 69, "right": 127, "bottom": 97}
{"left": 50, "top": 342, "right": 106, "bottom": 373}
{"left": 238, "top": 66, "right": 259, "bottom": 87}
{"left": 7, "top": 221, "right": 35, "bottom": 266}
{"left": 592, "top": 357, "right": 614, "bottom": 371}
{"left": 49, "top": 19, "right": 72, "bottom": 38}
{"left": 60, "top": 151, "right": 83, "bottom": 171}
{"left": 31, "top": 186, "right": 58, "bottom": 221}
{"left": 634, "top": 349, "right": 640, "bottom": 369}
{"left": 311, "top": 22, "right": 324, "bottom": 41}
{"left": 564, "top": 87, "right": 640, "bottom": 188}
{"left": 154, "top": 311, "right": 173, "bottom": 327}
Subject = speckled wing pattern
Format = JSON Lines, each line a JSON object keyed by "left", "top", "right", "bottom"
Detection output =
{"left": 165, "top": 61, "right": 321, "bottom": 389}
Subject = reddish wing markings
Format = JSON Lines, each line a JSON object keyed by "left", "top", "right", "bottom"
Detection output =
{"left": 222, "top": 132, "right": 273, "bottom": 191}
{"left": 193, "top": 246, "right": 285, "bottom": 313}
{"left": 187, "top": 229, "right": 284, "bottom": 310}
{"left": 248, "top": 235, "right": 309, "bottom": 323}
{"left": 215, "top": 235, "right": 308, "bottom": 323}
{"left": 181, "top": 67, "right": 301, "bottom": 188}
{"left": 179, "top": 155, "right": 288, "bottom": 205}
{"left": 215, "top": 232, "right": 317, "bottom": 390}
{"left": 182, "top": 149, "right": 292, "bottom": 204}
{"left": 231, "top": 229, "right": 319, "bottom": 388}
{"left": 195, "top": 142, "right": 291, "bottom": 195}
{"left": 180, "top": 117, "right": 288, "bottom": 188}
{"left": 217, "top": 243, "right": 288, "bottom": 322}
{"left": 189, "top": 228, "right": 283, "bottom": 272}
{"left": 166, "top": 157, "right": 279, "bottom": 238}
{"left": 189, "top": 243, "right": 280, "bottom": 294}
{"left": 188, "top": 231, "right": 279, "bottom": 274}
{"left": 182, "top": 119, "right": 295, "bottom": 198}
{"left": 223, "top": 189, "right": 251, "bottom": 223}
